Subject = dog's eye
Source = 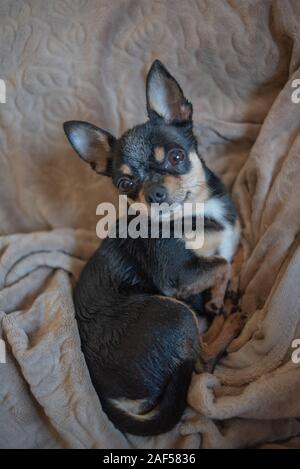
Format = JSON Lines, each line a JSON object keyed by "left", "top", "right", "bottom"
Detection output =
{"left": 118, "top": 177, "right": 134, "bottom": 193}
{"left": 167, "top": 148, "right": 185, "bottom": 166}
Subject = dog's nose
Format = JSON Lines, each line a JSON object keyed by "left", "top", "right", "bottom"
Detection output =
{"left": 145, "top": 185, "right": 167, "bottom": 204}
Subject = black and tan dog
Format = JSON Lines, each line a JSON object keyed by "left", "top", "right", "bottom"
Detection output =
{"left": 63, "top": 60, "right": 243, "bottom": 436}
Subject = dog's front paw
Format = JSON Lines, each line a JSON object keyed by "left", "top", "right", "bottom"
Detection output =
{"left": 225, "top": 288, "right": 240, "bottom": 305}
{"left": 223, "top": 311, "right": 246, "bottom": 337}
{"left": 225, "top": 275, "right": 240, "bottom": 304}
{"left": 204, "top": 299, "right": 223, "bottom": 316}
{"left": 222, "top": 296, "right": 242, "bottom": 318}
{"left": 198, "top": 310, "right": 246, "bottom": 373}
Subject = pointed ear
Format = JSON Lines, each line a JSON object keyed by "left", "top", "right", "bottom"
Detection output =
{"left": 63, "top": 121, "right": 115, "bottom": 176}
{"left": 146, "top": 60, "right": 193, "bottom": 125}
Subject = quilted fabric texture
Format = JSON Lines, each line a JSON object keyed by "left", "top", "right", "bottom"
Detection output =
{"left": 0, "top": 0, "right": 300, "bottom": 449}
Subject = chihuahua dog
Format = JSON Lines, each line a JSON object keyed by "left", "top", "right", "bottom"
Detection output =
{"left": 63, "top": 60, "right": 242, "bottom": 436}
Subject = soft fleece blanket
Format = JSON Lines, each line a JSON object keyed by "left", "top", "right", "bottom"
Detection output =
{"left": 1, "top": 0, "right": 300, "bottom": 449}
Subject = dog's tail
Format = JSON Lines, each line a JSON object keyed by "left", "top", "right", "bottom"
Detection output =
{"left": 103, "top": 360, "right": 195, "bottom": 436}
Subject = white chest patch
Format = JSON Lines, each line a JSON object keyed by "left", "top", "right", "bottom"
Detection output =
{"left": 204, "top": 197, "right": 226, "bottom": 221}
{"left": 182, "top": 197, "right": 240, "bottom": 262}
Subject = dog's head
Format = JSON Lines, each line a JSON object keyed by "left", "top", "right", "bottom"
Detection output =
{"left": 64, "top": 60, "right": 209, "bottom": 212}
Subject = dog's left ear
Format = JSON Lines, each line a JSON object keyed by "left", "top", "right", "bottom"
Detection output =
{"left": 63, "top": 121, "right": 115, "bottom": 176}
{"left": 146, "top": 60, "right": 192, "bottom": 125}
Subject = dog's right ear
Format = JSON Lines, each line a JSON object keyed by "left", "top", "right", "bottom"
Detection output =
{"left": 146, "top": 60, "right": 192, "bottom": 125}
{"left": 63, "top": 121, "right": 115, "bottom": 176}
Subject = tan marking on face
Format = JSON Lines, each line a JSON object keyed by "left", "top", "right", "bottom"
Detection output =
{"left": 120, "top": 164, "right": 132, "bottom": 176}
{"left": 182, "top": 152, "right": 209, "bottom": 204}
{"left": 136, "top": 188, "right": 146, "bottom": 204}
{"left": 154, "top": 146, "right": 165, "bottom": 163}
{"left": 163, "top": 175, "right": 181, "bottom": 193}
{"left": 129, "top": 188, "right": 153, "bottom": 215}
{"left": 127, "top": 189, "right": 148, "bottom": 214}
{"left": 161, "top": 151, "right": 209, "bottom": 205}
{"left": 134, "top": 151, "right": 209, "bottom": 210}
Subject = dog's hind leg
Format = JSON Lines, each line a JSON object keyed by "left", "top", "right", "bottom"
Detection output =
{"left": 199, "top": 312, "right": 245, "bottom": 372}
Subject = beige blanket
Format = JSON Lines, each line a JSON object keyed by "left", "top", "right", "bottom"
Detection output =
{"left": 1, "top": 0, "right": 300, "bottom": 449}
